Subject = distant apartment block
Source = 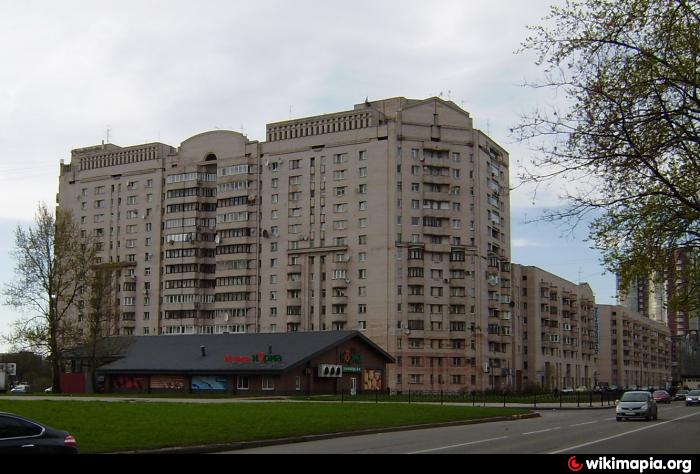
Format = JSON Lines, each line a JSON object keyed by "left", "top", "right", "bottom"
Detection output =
{"left": 618, "top": 248, "right": 698, "bottom": 383}
{"left": 617, "top": 275, "right": 667, "bottom": 325}
{"left": 596, "top": 305, "right": 672, "bottom": 389}
{"left": 510, "top": 265, "right": 598, "bottom": 391}
{"left": 57, "top": 97, "right": 512, "bottom": 392}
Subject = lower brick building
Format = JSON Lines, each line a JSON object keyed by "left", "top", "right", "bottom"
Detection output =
{"left": 63, "top": 331, "right": 394, "bottom": 395}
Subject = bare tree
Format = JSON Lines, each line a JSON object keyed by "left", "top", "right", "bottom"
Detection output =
{"left": 514, "top": 0, "right": 700, "bottom": 314}
{"left": 3, "top": 203, "right": 97, "bottom": 393}
{"left": 83, "top": 263, "right": 122, "bottom": 393}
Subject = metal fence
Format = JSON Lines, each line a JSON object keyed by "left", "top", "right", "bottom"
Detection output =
{"left": 315, "top": 389, "right": 627, "bottom": 408}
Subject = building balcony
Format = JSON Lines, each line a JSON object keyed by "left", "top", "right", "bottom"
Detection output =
{"left": 421, "top": 190, "right": 450, "bottom": 201}
{"left": 421, "top": 174, "right": 453, "bottom": 186}
{"left": 330, "top": 295, "right": 348, "bottom": 305}
{"left": 424, "top": 242, "right": 452, "bottom": 254}
{"left": 330, "top": 313, "right": 348, "bottom": 323}
{"left": 331, "top": 278, "right": 349, "bottom": 288}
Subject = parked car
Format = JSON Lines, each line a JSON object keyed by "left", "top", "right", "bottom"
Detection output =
{"left": 652, "top": 390, "right": 671, "bottom": 404}
{"left": 674, "top": 389, "right": 689, "bottom": 401}
{"left": 575, "top": 386, "right": 589, "bottom": 393}
{"left": 685, "top": 390, "right": 700, "bottom": 406}
{"left": 44, "top": 387, "right": 53, "bottom": 393}
{"left": 561, "top": 387, "right": 575, "bottom": 394}
{"left": 616, "top": 391, "right": 658, "bottom": 421}
{"left": 0, "top": 412, "right": 79, "bottom": 454}
{"left": 9, "top": 385, "right": 31, "bottom": 394}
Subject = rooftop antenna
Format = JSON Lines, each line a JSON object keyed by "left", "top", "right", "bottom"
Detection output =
{"left": 578, "top": 266, "right": 583, "bottom": 284}
{"left": 486, "top": 119, "right": 491, "bottom": 135}
{"left": 289, "top": 105, "right": 293, "bottom": 119}
{"left": 447, "top": 90, "right": 452, "bottom": 101}
{"left": 105, "top": 126, "right": 111, "bottom": 144}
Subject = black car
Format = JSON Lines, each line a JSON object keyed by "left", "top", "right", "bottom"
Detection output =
{"left": 0, "top": 412, "right": 79, "bottom": 454}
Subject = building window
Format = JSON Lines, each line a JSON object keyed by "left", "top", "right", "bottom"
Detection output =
{"left": 237, "top": 376, "right": 249, "bottom": 390}
{"left": 262, "top": 377, "right": 275, "bottom": 391}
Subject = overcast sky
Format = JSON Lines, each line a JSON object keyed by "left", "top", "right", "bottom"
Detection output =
{"left": 0, "top": 0, "right": 617, "bottom": 351}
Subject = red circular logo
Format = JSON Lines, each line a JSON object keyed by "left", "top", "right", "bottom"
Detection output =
{"left": 568, "top": 456, "right": 583, "bottom": 472}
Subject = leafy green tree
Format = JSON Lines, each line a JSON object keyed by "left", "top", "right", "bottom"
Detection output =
{"left": 3, "top": 203, "right": 97, "bottom": 393}
{"left": 514, "top": 0, "right": 700, "bottom": 314}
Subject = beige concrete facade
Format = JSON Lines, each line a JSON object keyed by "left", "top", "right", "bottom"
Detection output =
{"left": 57, "top": 97, "right": 512, "bottom": 392}
{"left": 510, "top": 265, "right": 597, "bottom": 391}
{"left": 596, "top": 305, "right": 672, "bottom": 389}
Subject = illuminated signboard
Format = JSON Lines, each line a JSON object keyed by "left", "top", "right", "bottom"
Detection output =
{"left": 339, "top": 350, "right": 361, "bottom": 365}
{"left": 224, "top": 352, "right": 282, "bottom": 364}
{"left": 340, "top": 349, "right": 362, "bottom": 373}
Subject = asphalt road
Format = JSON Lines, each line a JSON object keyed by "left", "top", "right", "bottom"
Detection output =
{"left": 225, "top": 403, "right": 700, "bottom": 454}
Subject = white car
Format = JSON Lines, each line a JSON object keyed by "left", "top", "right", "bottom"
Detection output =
{"left": 10, "top": 384, "right": 31, "bottom": 393}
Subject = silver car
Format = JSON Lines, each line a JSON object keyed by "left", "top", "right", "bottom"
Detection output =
{"left": 616, "top": 391, "right": 658, "bottom": 421}
{"left": 685, "top": 389, "right": 700, "bottom": 406}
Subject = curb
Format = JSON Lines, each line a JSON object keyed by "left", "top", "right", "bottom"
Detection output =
{"left": 114, "top": 412, "right": 541, "bottom": 454}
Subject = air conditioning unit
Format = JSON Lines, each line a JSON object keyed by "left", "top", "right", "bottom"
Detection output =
{"left": 345, "top": 278, "right": 351, "bottom": 285}
{"left": 318, "top": 364, "right": 343, "bottom": 378}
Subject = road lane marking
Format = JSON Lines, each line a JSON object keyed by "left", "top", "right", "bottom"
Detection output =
{"left": 407, "top": 436, "right": 508, "bottom": 454}
{"left": 522, "top": 427, "right": 561, "bottom": 435}
{"left": 549, "top": 411, "right": 700, "bottom": 454}
{"left": 570, "top": 421, "right": 597, "bottom": 427}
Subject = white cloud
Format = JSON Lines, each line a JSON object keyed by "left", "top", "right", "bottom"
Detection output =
{"left": 511, "top": 238, "right": 545, "bottom": 248}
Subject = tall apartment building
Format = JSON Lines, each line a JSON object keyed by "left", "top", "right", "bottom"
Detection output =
{"left": 617, "top": 248, "right": 698, "bottom": 383}
{"left": 57, "top": 96, "right": 512, "bottom": 392}
{"left": 596, "top": 305, "right": 671, "bottom": 389}
{"left": 510, "top": 265, "right": 597, "bottom": 391}
{"left": 617, "top": 275, "right": 667, "bottom": 324}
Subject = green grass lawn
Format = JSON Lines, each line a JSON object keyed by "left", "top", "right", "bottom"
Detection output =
{"left": 0, "top": 400, "right": 529, "bottom": 453}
